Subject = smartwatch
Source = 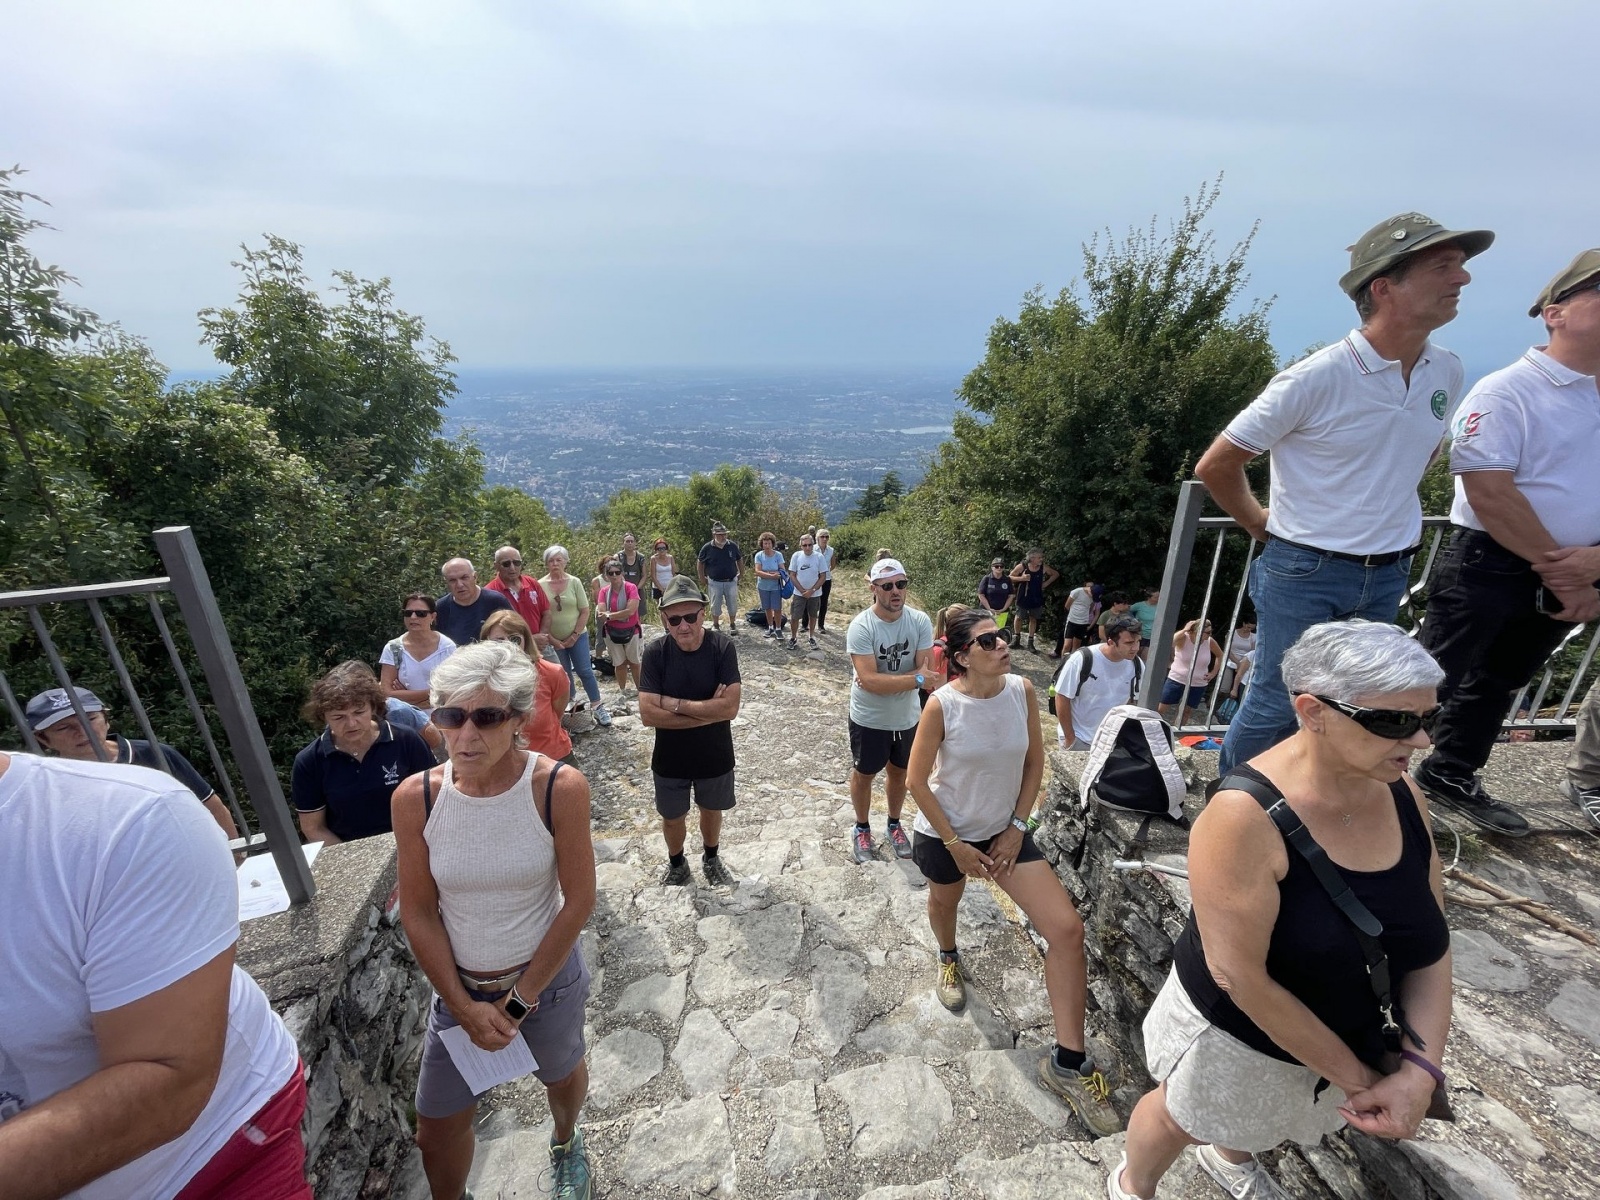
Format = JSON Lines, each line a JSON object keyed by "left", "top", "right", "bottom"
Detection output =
{"left": 1009, "top": 816, "right": 1029, "bottom": 835}
{"left": 503, "top": 985, "right": 538, "bottom": 1021}
{"left": 914, "top": 673, "right": 926, "bottom": 688}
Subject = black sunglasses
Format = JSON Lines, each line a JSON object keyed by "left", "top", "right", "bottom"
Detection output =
{"left": 498, "top": 559, "right": 522, "bottom": 568}
{"left": 1306, "top": 694, "right": 1441, "bottom": 740}
{"left": 971, "top": 628, "right": 1012, "bottom": 651}
{"left": 606, "top": 569, "right": 622, "bottom": 576}
{"left": 431, "top": 706, "right": 518, "bottom": 730}
{"left": 666, "top": 610, "right": 703, "bottom": 627}
{"left": 875, "top": 579, "right": 909, "bottom": 591}
{"left": 402, "top": 609, "right": 432, "bottom": 619}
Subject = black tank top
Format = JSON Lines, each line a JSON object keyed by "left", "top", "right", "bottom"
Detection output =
{"left": 1172, "top": 763, "right": 1448, "bottom": 1068}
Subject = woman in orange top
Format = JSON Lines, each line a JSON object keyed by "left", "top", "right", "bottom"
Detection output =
{"left": 480, "top": 611, "right": 573, "bottom": 760}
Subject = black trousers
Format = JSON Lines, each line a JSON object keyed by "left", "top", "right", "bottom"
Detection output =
{"left": 818, "top": 578, "right": 833, "bottom": 629}
{"left": 1418, "top": 528, "right": 1573, "bottom": 781}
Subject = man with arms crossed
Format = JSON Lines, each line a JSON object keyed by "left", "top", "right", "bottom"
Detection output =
{"left": 435, "top": 557, "right": 510, "bottom": 646}
{"left": 846, "top": 558, "right": 945, "bottom": 862}
{"left": 1197, "top": 212, "right": 1492, "bottom": 775}
{"left": 0, "top": 752, "right": 306, "bottom": 1200}
{"left": 1411, "top": 250, "right": 1600, "bottom": 835}
{"left": 639, "top": 575, "right": 743, "bottom": 887}
{"left": 696, "top": 522, "right": 743, "bottom": 635}
{"left": 1055, "top": 614, "right": 1145, "bottom": 750}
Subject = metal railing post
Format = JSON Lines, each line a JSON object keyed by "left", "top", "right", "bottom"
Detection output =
{"left": 1139, "top": 480, "right": 1209, "bottom": 710}
{"left": 153, "top": 526, "right": 314, "bottom": 904}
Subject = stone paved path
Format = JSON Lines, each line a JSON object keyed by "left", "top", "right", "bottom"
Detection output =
{"left": 399, "top": 620, "right": 1231, "bottom": 1199}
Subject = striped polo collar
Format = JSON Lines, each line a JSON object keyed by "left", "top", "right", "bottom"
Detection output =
{"left": 1342, "top": 328, "right": 1434, "bottom": 376}
{"left": 1522, "top": 346, "right": 1593, "bottom": 387}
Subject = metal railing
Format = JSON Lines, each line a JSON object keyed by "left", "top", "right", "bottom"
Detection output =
{"left": 0, "top": 526, "right": 315, "bottom": 904}
{"left": 1138, "top": 481, "right": 1598, "bottom": 736}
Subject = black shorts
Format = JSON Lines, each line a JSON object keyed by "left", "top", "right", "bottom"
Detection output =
{"left": 1066, "top": 621, "right": 1093, "bottom": 641}
{"left": 912, "top": 828, "right": 1044, "bottom": 886}
{"left": 848, "top": 719, "right": 915, "bottom": 775}
{"left": 652, "top": 770, "right": 736, "bottom": 820}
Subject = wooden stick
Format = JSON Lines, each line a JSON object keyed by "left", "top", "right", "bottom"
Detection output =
{"left": 1446, "top": 867, "right": 1599, "bottom": 948}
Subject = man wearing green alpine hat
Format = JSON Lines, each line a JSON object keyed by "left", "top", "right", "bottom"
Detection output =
{"left": 1196, "top": 213, "right": 1493, "bottom": 776}
{"left": 1411, "top": 249, "right": 1600, "bottom": 836}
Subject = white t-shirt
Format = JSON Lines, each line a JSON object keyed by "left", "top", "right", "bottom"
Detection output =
{"left": 0, "top": 754, "right": 298, "bottom": 1200}
{"left": 1448, "top": 348, "right": 1600, "bottom": 549}
{"left": 1224, "top": 330, "right": 1463, "bottom": 554}
{"left": 1054, "top": 646, "right": 1138, "bottom": 747}
{"left": 847, "top": 606, "right": 934, "bottom": 730}
{"left": 380, "top": 633, "right": 458, "bottom": 713}
{"left": 1066, "top": 587, "right": 1095, "bottom": 624}
{"left": 788, "top": 549, "right": 826, "bottom": 592}
{"left": 817, "top": 545, "right": 835, "bottom": 578}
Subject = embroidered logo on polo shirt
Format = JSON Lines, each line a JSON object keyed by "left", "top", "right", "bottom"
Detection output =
{"left": 383, "top": 763, "right": 400, "bottom": 786}
{"left": 1430, "top": 389, "right": 1449, "bottom": 419}
{"left": 1452, "top": 410, "right": 1488, "bottom": 442}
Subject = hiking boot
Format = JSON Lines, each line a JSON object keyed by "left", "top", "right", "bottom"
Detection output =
{"left": 660, "top": 859, "right": 692, "bottom": 886}
{"left": 1193, "top": 1143, "right": 1289, "bottom": 1199}
{"left": 886, "top": 822, "right": 913, "bottom": 859}
{"left": 1562, "top": 778, "right": 1600, "bottom": 830}
{"left": 549, "top": 1126, "right": 592, "bottom": 1200}
{"left": 1037, "top": 1053, "right": 1122, "bottom": 1137}
{"left": 1413, "top": 763, "right": 1529, "bottom": 836}
{"left": 728, "top": 625, "right": 739, "bottom": 636}
{"left": 701, "top": 854, "right": 735, "bottom": 887}
{"left": 593, "top": 703, "right": 612, "bottom": 728}
{"left": 851, "top": 826, "right": 876, "bottom": 864}
{"left": 1027, "top": 636, "right": 1037, "bottom": 651}
{"left": 935, "top": 953, "right": 966, "bottom": 1011}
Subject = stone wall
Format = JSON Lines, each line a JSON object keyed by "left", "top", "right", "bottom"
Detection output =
{"left": 237, "top": 834, "right": 430, "bottom": 1200}
{"left": 1029, "top": 747, "right": 1481, "bottom": 1200}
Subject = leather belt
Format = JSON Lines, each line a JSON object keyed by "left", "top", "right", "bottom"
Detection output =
{"left": 1268, "top": 534, "right": 1419, "bottom": 568}
{"left": 457, "top": 965, "right": 525, "bottom": 992}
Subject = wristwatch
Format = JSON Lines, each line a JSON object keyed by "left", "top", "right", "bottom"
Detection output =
{"left": 1009, "top": 816, "right": 1029, "bottom": 835}
{"left": 915, "top": 673, "right": 926, "bottom": 688}
{"left": 503, "top": 985, "right": 539, "bottom": 1021}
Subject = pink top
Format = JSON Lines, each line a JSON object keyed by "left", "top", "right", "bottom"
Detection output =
{"left": 1168, "top": 634, "right": 1214, "bottom": 685}
{"left": 597, "top": 581, "right": 642, "bottom": 635}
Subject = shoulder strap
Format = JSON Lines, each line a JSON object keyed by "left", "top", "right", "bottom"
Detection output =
{"left": 1072, "top": 645, "right": 1097, "bottom": 698}
{"left": 423, "top": 766, "right": 435, "bottom": 817}
{"left": 1218, "top": 768, "right": 1418, "bottom": 1052}
{"left": 1128, "top": 655, "right": 1143, "bottom": 703}
{"left": 540, "top": 759, "right": 563, "bottom": 835}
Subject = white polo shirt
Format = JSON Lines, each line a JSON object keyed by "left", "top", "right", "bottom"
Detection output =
{"left": 1224, "top": 330, "right": 1463, "bottom": 554}
{"left": 1448, "top": 348, "right": 1600, "bottom": 549}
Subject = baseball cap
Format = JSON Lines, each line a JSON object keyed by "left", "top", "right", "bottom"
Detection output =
{"left": 1528, "top": 249, "right": 1600, "bottom": 317}
{"left": 657, "top": 574, "right": 707, "bottom": 608}
{"left": 1339, "top": 212, "right": 1494, "bottom": 297}
{"left": 25, "top": 686, "right": 105, "bottom": 732}
{"left": 991, "top": 558, "right": 1005, "bottom": 567}
{"left": 868, "top": 558, "right": 907, "bottom": 583}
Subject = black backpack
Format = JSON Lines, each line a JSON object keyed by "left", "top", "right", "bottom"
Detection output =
{"left": 1080, "top": 705, "right": 1187, "bottom": 823}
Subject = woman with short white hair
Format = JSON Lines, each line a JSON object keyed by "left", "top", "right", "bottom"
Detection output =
{"left": 391, "top": 641, "right": 597, "bottom": 1200}
{"left": 540, "top": 544, "right": 609, "bottom": 727}
{"left": 1113, "top": 620, "right": 1453, "bottom": 1200}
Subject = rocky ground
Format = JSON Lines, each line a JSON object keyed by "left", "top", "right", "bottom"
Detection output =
{"left": 396, "top": 593, "right": 1600, "bottom": 1200}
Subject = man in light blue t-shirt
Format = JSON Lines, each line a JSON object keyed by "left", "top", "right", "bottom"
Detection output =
{"left": 845, "top": 558, "right": 942, "bottom": 864}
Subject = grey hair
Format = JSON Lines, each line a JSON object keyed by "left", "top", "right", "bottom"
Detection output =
{"left": 543, "top": 544, "right": 569, "bottom": 565}
{"left": 1280, "top": 620, "right": 1443, "bottom": 703}
{"left": 429, "top": 640, "right": 538, "bottom": 714}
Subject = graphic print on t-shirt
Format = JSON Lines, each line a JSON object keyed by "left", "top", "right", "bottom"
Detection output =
{"left": 877, "top": 635, "right": 913, "bottom": 673}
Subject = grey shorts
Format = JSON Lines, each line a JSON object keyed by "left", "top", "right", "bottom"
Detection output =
{"left": 707, "top": 580, "right": 739, "bottom": 618}
{"left": 791, "top": 594, "right": 821, "bottom": 622}
{"left": 414, "top": 947, "right": 590, "bottom": 1119}
{"left": 653, "top": 769, "right": 736, "bottom": 820}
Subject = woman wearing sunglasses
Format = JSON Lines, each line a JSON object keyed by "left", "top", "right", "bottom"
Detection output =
{"left": 1113, "top": 620, "right": 1452, "bottom": 1200}
{"left": 392, "top": 640, "right": 597, "bottom": 1200}
{"left": 379, "top": 592, "right": 458, "bottom": 716}
{"left": 647, "top": 538, "right": 676, "bottom": 617}
{"left": 480, "top": 610, "right": 572, "bottom": 761}
{"left": 904, "top": 609, "right": 1121, "bottom": 1139}
{"left": 596, "top": 559, "right": 644, "bottom": 696}
{"left": 540, "top": 545, "right": 610, "bottom": 728}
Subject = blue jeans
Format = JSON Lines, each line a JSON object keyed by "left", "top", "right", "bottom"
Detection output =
{"left": 1218, "top": 538, "right": 1411, "bottom": 773}
{"left": 555, "top": 632, "right": 603, "bottom": 704}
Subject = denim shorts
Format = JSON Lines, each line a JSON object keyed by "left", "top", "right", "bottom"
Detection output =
{"left": 414, "top": 947, "right": 590, "bottom": 1118}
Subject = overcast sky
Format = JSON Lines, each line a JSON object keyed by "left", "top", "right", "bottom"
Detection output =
{"left": 6, "top": 1, "right": 1593, "bottom": 374}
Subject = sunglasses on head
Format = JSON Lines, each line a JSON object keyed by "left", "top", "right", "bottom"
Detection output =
{"left": 1305, "top": 694, "right": 1441, "bottom": 740}
{"left": 431, "top": 706, "right": 517, "bottom": 730}
{"left": 876, "top": 579, "right": 909, "bottom": 591}
{"left": 971, "top": 628, "right": 1012, "bottom": 651}
{"left": 403, "top": 609, "right": 431, "bottom": 619}
{"left": 666, "top": 610, "right": 703, "bottom": 627}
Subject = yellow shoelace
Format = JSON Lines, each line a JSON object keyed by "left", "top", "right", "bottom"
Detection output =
{"left": 939, "top": 960, "right": 963, "bottom": 990}
{"left": 1081, "top": 1068, "right": 1111, "bottom": 1103}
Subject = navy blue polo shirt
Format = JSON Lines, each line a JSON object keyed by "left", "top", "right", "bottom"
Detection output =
{"left": 114, "top": 734, "right": 216, "bottom": 801}
{"left": 433, "top": 588, "right": 511, "bottom": 646}
{"left": 291, "top": 721, "right": 434, "bottom": 842}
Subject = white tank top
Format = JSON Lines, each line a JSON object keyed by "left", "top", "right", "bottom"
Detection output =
{"left": 424, "top": 753, "right": 562, "bottom": 974}
{"left": 653, "top": 558, "right": 676, "bottom": 587}
{"left": 913, "top": 674, "right": 1030, "bottom": 842}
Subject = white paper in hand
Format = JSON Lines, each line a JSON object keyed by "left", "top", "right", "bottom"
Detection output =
{"left": 438, "top": 1023, "right": 538, "bottom": 1094}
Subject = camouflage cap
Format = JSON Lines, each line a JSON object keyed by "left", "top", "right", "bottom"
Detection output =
{"left": 1528, "top": 249, "right": 1600, "bottom": 318}
{"left": 1339, "top": 212, "right": 1495, "bottom": 297}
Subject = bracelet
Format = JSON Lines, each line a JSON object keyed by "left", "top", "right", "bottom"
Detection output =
{"left": 1399, "top": 1050, "right": 1446, "bottom": 1087}
{"left": 942, "top": 834, "right": 960, "bottom": 847}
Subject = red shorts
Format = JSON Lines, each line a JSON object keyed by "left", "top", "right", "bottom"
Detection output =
{"left": 174, "top": 1063, "right": 312, "bottom": 1200}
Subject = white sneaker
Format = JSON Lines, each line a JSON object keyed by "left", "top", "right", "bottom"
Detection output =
{"left": 1106, "top": 1153, "right": 1148, "bottom": 1200}
{"left": 593, "top": 704, "right": 613, "bottom": 728}
{"left": 1194, "top": 1144, "right": 1289, "bottom": 1199}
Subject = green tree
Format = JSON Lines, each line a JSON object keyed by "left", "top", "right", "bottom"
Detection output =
{"left": 849, "top": 469, "right": 905, "bottom": 522}
{"left": 907, "top": 179, "right": 1279, "bottom": 614}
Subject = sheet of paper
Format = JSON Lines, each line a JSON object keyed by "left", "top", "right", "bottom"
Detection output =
{"left": 237, "top": 842, "right": 322, "bottom": 922}
{"left": 438, "top": 1022, "right": 539, "bottom": 1093}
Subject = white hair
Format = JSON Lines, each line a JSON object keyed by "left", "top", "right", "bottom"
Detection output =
{"left": 1280, "top": 620, "right": 1444, "bottom": 703}
{"left": 429, "top": 641, "right": 537, "bottom": 714}
{"left": 543, "top": 544, "right": 569, "bottom": 565}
